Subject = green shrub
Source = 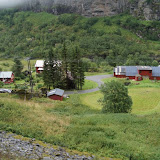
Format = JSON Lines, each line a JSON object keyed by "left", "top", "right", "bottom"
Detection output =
{"left": 104, "top": 18, "right": 112, "bottom": 26}
{"left": 37, "top": 83, "right": 43, "bottom": 89}
{"left": 86, "top": 17, "right": 98, "bottom": 26}
{"left": 0, "top": 81, "right": 4, "bottom": 87}
{"left": 2, "top": 62, "right": 9, "bottom": 67}
{"left": 99, "top": 80, "right": 132, "bottom": 113}
{"left": 58, "top": 14, "right": 76, "bottom": 26}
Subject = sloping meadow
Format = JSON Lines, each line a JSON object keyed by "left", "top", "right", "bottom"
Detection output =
{"left": 0, "top": 94, "right": 160, "bottom": 159}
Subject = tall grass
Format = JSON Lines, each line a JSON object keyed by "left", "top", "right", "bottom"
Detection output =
{"left": 0, "top": 94, "right": 160, "bottom": 159}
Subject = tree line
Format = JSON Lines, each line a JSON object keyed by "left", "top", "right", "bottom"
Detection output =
{"left": 43, "top": 44, "right": 85, "bottom": 90}
{"left": 0, "top": 10, "right": 159, "bottom": 72}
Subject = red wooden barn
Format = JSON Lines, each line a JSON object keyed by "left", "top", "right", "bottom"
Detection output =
{"left": 114, "top": 66, "right": 160, "bottom": 81}
{"left": 47, "top": 88, "right": 64, "bottom": 101}
{"left": 0, "top": 71, "right": 14, "bottom": 84}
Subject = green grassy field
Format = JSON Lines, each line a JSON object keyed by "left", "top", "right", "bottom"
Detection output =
{"left": 82, "top": 77, "right": 160, "bottom": 115}
{"left": 0, "top": 92, "right": 160, "bottom": 159}
{"left": 80, "top": 87, "right": 160, "bottom": 115}
{"left": 82, "top": 79, "right": 98, "bottom": 90}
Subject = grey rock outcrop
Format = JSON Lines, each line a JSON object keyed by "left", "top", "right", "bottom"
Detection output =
{"left": 130, "top": 0, "right": 160, "bottom": 20}
{"left": 22, "top": 0, "right": 160, "bottom": 20}
{"left": 0, "top": 131, "right": 94, "bottom": 160}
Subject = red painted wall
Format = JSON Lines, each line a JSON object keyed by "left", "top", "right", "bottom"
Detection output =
{"left": 0, "top": 73, "right": 14, "bottom": 84}
{"left": 138, "top": 70, "right": 152, "bottom": 77}
{"left": 135, "top": 76, "right": 143, "bottom": 81}
{"left": 36, "top": 67, "right": 40, "bottom": 74}
{"left": 115, "top": 75, "right": 126, "bottom": 78}
{"left": 150, "top": 77, "right": 160, "bottom": 80}
{"left": 115, "top": 75, "right": 135, "bottom": 80}
{"left": 127, "top": 76, "right": 135, "bottom": 80}
{"left": 49, "top": 95, "right": 63, "bottom": 101}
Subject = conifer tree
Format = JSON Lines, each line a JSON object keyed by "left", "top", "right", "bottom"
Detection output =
{"left": 61, "top": 42, "right": 69, "bottom": 89}
{"left": 43, "top": 60, "right": 51, "bottom": 89}
{"left": 70, "top": 46, "right": 85, "bottom": 90}
{"left": 12, "top": 57, "right": 23, "bottom": 77}
{"left": 43, "top": 48, "right": 63, "bottom": 89}
{"left": 78, "top": 60, "right": 85, "bottom": 90}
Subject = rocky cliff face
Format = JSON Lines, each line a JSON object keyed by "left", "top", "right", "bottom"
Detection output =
{"left": 130, "top": 0, "right": 160, "bottom": 20}
{"left": 23, "top": 0, "right": 160, "bottom": 20}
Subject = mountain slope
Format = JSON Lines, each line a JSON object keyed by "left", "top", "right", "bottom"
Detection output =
{"left": 0, "top": 10, "right": 160, "bottom": 67}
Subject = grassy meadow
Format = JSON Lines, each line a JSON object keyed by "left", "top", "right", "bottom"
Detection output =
{"left": 80, "top": 87, "right": 160, "bottom": 115}
{"left": 1, "top": 78, "right": 160, "bottom": 159}
{"left": 1, "top": 59, "right": 160, "bottom": 159}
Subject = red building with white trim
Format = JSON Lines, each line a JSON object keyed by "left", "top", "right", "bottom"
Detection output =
{"left": 114, "top": 66, "right": 160, "bottom": 81}
{"left": 0, "top": 71, "right": 14, "bottom": 84}
{"left": 35, "top": 60, "right": 44, "bottom": 74}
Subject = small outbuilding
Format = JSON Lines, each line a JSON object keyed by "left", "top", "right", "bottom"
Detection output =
{"left": 35, "top": 60, "right": 44, "bottom": 74}
{"left": 0, "top": 71, "right": 14, "bottom": 84}
{"left": 47, "top": 88, "right": 64, "bottom": 101}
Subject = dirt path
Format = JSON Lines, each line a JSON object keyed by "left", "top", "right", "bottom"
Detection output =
{"left": 64, "top": 74, "right": 113, "bottom": 95}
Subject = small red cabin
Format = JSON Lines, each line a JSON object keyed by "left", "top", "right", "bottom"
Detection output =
{"left": 47, "top": 88, "right": 64, "bottom": 101}
{"left": 0, "top": 71, "right": 14, "bottom": 84}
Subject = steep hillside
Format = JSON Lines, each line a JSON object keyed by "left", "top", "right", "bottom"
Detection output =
{"left": 0, "top": 9, "right": 160, "bottom": 68}
{"left": 19, "top": 0, "right": 160, "bottom": 20}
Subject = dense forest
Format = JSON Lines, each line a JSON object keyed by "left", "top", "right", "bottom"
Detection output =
{"left": 0, "top": 9, "right": 160, "bottom": 72}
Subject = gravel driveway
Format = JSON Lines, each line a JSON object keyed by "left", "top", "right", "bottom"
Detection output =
{"left": 64, "top": 74, "right": 113, "bottom": 95}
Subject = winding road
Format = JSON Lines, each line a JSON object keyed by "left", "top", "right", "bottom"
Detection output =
{"left": 64, "top": 74, "right": 113, "bottom": 95}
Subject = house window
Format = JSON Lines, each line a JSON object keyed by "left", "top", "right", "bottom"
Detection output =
{"left": 139, "top": 71, "right": 141, "bottom": 73}
{"left": 149, "top": 71, "right": 152, "bottom": 73}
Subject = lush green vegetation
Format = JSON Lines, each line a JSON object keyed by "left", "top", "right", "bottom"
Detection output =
{"left": 99, "top": 80, "right": 132, "bottom": 113}
{"left": 0, "top": 58, "right": 97, "bottom": 91}
{"left": 0, "top": 91, "right": 160, "bottom": 159}
{"left": 81, "top": 78, "right": 160, "bottom": 114}
{"left": 0, "top": 9, "right": 160, "bottom": 71}
{"left": 1, "top": 8, "right": 160, "bottom": 160}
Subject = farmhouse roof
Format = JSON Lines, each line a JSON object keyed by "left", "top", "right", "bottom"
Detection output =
{"left": 137, "top": 66, "right": 152, "bottom": 70}
{"left": 47, "top": 88, "right": 64, "bottom": 97}
{"left": 35, "top": 60, "right": 44, "bottom": 67}
{"left": 125, "top": 66, "right": 138, "bottom": 76}
{"left": 0, "top": 72, "right": 13, "bottom": 79}
{"left": 152, "top": 67, "right": 160, "bottom": 77}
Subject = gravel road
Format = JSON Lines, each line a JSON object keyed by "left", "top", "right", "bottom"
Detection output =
{"left": 64, "top": 74, "right": 113, "bottom": 95}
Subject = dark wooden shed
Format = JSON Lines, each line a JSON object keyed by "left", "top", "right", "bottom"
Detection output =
{"left": 47, "top": 88, "right": 64, "bottom": 101}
